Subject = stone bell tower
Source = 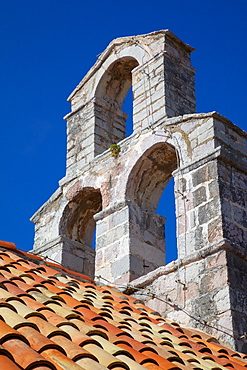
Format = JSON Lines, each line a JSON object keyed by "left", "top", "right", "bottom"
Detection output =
{"left": 31, "top": 30, "right": 247, "bottom": 351}
{"left": 31, "top": 30, "right": 196, "bottom": 279}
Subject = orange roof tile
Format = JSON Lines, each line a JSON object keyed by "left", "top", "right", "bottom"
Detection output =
{"left": 0, "top": 243, "right": 246, "bottom": 370}
{"left": 0, "top": 241, "right": 16, "bottom": 251}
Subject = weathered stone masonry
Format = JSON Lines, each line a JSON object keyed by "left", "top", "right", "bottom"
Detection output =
{"left": 31, "top": 30, "right": 247, "bottom": 352}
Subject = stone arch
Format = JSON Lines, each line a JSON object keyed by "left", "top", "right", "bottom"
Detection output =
{"left": 93, "top": 56, "right": 139, "bottom": 153}
{"left": 122, "top": 141, "right": 179, "bottom": 271}
{"left": 86, "top": 41, "right": 151, "bottom": 101}
{"left": 126, "top": 141, "right": 178, "bottom": 211}
{"left": 59, "top": 187, "right": 102, "bottom": 248}
{"left": 95, "top": 56, "right": 139, "bottom": 109}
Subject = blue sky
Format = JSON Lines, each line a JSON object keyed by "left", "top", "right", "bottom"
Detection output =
{"left": 1, "top": 0, "right": 247, "bottom": 263}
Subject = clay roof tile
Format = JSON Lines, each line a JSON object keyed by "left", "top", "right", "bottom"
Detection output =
{"left": 27, "top": 316, "right": 71, "bottom": 340}
{"left": 2, "top": 338, "right": 56, "bottom": 370}
{"left": 0, "top": 320, "right": 29, "bottom": 345}
{"left": 0, "top": 243, "right": 246, "bottom": 370}
{"left": 51, "top": 334, "right": 97, "bottom": 361}
{"left": 83, "top": 341, "right": 130, "bottom": 369}
{"left": 0, "top": 353, "right": 23, "bottom": 370}
{"left": 38, "top": 347, "right": 83, "bottom": 370}
{"left": 0, "top": 305, "right": 39, "bottom": 331}
{"left": 0, "top": 241, "right": 16, "bottom": 251}
{"left": 17, "top": 326, "right": 66, "bottom": 355}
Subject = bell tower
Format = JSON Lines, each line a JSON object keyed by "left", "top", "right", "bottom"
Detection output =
{"left": 31, "top": 30, "right": 247, "bottom": 352}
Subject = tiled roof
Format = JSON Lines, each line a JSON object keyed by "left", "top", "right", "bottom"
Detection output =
{"left": 0, "top": 241, "right": 246, "bottom": 370}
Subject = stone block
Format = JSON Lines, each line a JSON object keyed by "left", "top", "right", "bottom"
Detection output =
{"left": 222, "top": 218, "right": 244, "bottom": 248}
{"left": 96, "top": 234, "right": 107, "bottom": 250}
{"left": 105, "top": 223, "right": 129, "bottom": 246}
{"left": 193, "top": 186, "right": 206, "bottom": 207}
{"left": 214, "top": 119, "right": 226, "bottom": 134}
{"left": 96, "top": 219, "right": 108, "bottom": 237}
{"left": 194, "top": 226, "right": 207, "bottom": 250}
{"left": 220, "top": 180, "right": 247, "bottom": 209}
{"left": 188, "top": 209, "right": 196, "bottom": 229}
{"left": 221, "top": 198, "right": 232, "bottom": 216}
{"left": 192, "top": 162, "right": 217, "bottom": 187}
{"left": 177, "top": 213, "right": 189, "bottom": 235}
{"left": 207, "top": 217, "right": 223, "bottom": 244}
{"left": 214, "top": 286, "right": 231, "bottom": 314}
{"left": 108, "top": 207, "right": 129, "bottom": 229}
{"left": 198, "top": 127, "right": 214, "bottom": 144}
{"left": 193, "top": 140, "right": 215, "bottom": 160}
{"left": 130, "top": 240, "right": 165, "bottom": 265}
{"left": 206, "top": 250, "right": 226, "bottom": 270}
{"left": 233, "top": 168, "right": 247, "bottom": 190}
{"left": 191, "top": 291, "right": 217, "bottom": 320}
{"left": 185, "top": 260, "right": 203, "bottom": 283}
{"left": 198, "top": 198, "right": 220, "bottom": 225}
{"left": 95, "top": 248, "right": 104, "bottom": 267}
{"left": 208, "top": 179, "right": 219, "bottom": 199}
{"left": 111, "top": 255, "right": 130, "bottom": 279}
{"left": 104, "top": 242, "right": 124, "bottom": 263}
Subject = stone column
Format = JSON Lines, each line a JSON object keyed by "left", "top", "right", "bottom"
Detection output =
{"left": 94, "top": 201, "right": 166, "bottom": 284}
{"left": 65, "top": 100, "right": 96, "bottom": 173}
{"left": 65, "top": 97, "right": 128, "bottom": 175}
{"left": 93, "top": 97, "right": 128, "bottom": 155}
{"left": 173, "top": 115, "right": 247, "bottom": 260}
{"left": 132, "top": 45, "right": 195, "bottom": 132}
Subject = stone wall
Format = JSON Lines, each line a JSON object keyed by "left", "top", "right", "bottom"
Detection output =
{"left": 128, "top": 249, "right": 235, "bottom": 348}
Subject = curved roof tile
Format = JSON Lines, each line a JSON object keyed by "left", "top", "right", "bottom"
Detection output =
{"left": 0, "top": 243, "right": 246, "bottom": 370}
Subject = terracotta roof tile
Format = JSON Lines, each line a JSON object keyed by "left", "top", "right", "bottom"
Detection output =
{"left": 0, "top": 320, "right": 29, "bottom": 345}
{"left": 0, "top": 243, "right": 246, "bottom": 370}
{"left": 39, "top": 308, "right": 76, "bottom": 327}
{"left": 2, "top": 338, "right": 56, "bottom": 370}
{"left": 0, "top": 241, "right": 16, "bottom": 251}
{"left": 0, "top": 353, "right": 23, "bottom": 370}
{"left": 20, "top": 326, "right": 64, "bottom": 353}
{"left": 40, "top": 347, "right": 84, "bottom": 370}
{"left": 51, "top": 334, "right": 96, "bottom": 360}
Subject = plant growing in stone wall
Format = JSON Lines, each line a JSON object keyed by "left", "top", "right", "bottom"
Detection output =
{"left": 109, "top": 144, "right": 120, "bottom": 157}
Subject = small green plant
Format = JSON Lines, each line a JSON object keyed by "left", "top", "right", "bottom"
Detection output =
{"left": 109, "top": 144, "right": 120, "bottom": 158}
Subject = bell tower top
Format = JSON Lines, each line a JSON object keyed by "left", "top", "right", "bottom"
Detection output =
{"left": 68, "top": 29, "right": 195, "bottom": 110}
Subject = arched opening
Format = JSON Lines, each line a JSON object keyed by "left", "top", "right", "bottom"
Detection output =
{"left": 96, "top": 56, "right": 138, "bottom": 108}
{"left": 127, "top": 142, "right": 178, "bottom": 211}
{"left": 123, "top": 86, "right": 133, "bottom": 137}
{"left": 126, "top": 142, "right": 178, "bottom": 267}
{"left": 157, "top": 178, "right": 177, "bottom": 263}
{"left": 94, "top": 57, "right": 138, "bottom": 153}
{"left": 59, "top": 188, "right": 102, "bottom": 248}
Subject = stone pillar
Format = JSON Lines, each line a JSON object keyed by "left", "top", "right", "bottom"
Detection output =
{"left": 31, "top": 235, "right": 95, "bottom": 278}
{"left": 173, "top": 115, "right": 247, "bottom": 260}
{"left": 94, "top": 97, "right": 128, "bottom": 154}
{"left": 65, "top": 100, "right": 96, "bottom": 173}
{"left": 65, "top": 97, "right": 128, "bottom": 175}
{"left": 132, "top": 42, "right": 195, "bottom": 132}
{"left": 95, "top": 201, "right": 166, "bottom": 284}
{"left": 174, "top": 157, "right": 220, "bottom": 259}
